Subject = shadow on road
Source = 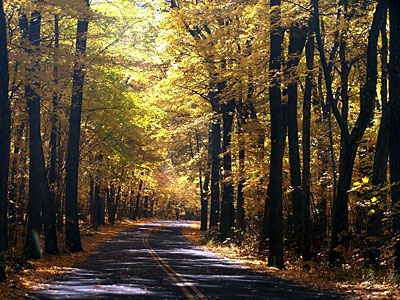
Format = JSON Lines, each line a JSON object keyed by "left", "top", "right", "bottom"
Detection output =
{"left": 26, "top": 221, "right": 343, "bottom": 299}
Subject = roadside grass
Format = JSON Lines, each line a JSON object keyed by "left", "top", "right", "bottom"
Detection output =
{"left": 182, "top": 222, "right": 400, "bottom": 300}
{"left": 0, "top": 219, "right": 152, "bottom": 299}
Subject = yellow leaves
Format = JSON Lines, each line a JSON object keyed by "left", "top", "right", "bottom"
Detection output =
{"left": 351, "top": 177, "right": 369, "bottom": 191}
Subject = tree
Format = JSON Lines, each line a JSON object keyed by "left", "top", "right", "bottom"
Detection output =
{"left": 260, "top": 0, "right": 285, "bottom": 269}
{"left": 65, "top": 0, "right": 90, "bottom": 252}
{"left": 313, "top": 0, "right": 387, "bottom": 263}
{"left": 366, "top": 7, "right": 389, "bottom": 269}
{"left": 301, "top": 16, "right": 315, "bottom": 262}
{"left": 0, "top": 0, "right": 10, "bottom": 279}
{"left": 210, "top": 94, "right": 221, "bottom": 229}
{"left": 21, "top": 8, "right": 58, "bottom": 258}
{"left": 388, "top": 0, "right": 400, "bottom": 273}
{"left": 285, "top": 21, "right": 308, "bottom": 250}
{"left": 219, "top": 98, "right": 235, "bottom": 240}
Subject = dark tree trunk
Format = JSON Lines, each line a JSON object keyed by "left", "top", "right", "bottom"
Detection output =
{"left": 49, "top": 14, "right": 60, "bottom": 227}
{"left": 104, "top": 185, "right": 110, "bottom": 222}
{"left": 129, "top": 189, "right": 135, "bottom": 220}
{"left": 236, "top": 106, "right": 245, "bottom": 232}
{"left": 8, "top": 123, "right": 24, "bottom": 248}
{"left": 210, "top": 97, "right": 221, "bottom": 229}
{"left": 260, "top": 0, "right": 285, "bottom": 269}
{"left": 0, "top": 0, "right": 10, "bottom": 257}
{"left": 56, "top": 139, "right": 64, "bottom": 231}
{"left": 196, "top": 130, "right": 208, "bottom": 231}
{"left": 89, "top": 176, "right": 97, "bottom": 229}
{"left": 202, "top": 172, "right": 210, "bottom": 231}
{"left": 149, "top": 197, "right": 155, "bottom": 218}
{"left": 95, "top": 182, "right": 102, "bottom": 227}
{"left": 0, "top": 0, "right": 10, "bottom": 279}
{"left": 114, "top": 185, "right": 121, "bottom": 221}
{"left": 143, "top": 195, "right": 149, "bottom": 218}
{"left": 133, "top": 179, "right": 143, "bottom": 221}
{"left": 301, "top": 17, "right": 314, "bottom": 261}
{"left": 65, "top": 0, "right": 90, "bottom": 252}
{"left": 314, "top": 0, "right": 385, "bottom": 263}
{"left": 219, "top": 99, "right": 235, "bottom": 241}
{"left": 99, "top": 185, "right": 105, "bottom": 225}
{"left": 388, "top": 0, "right": 400, "bottom": 273}
{"left": 108, "top": 184, "right": 116, "bottom": 224}
{"left": 22, "top": 11, "right": 58, "bottom": 258}
{"left": 285, "top": 22, "right": 307, "bottom": 250}
{"left": 366, "top": 8, "right": 388, "bottom": 269}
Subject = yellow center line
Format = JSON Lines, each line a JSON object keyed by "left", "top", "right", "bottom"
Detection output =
{"left": 142, "top": 225, "right": 207, "bottom": 300}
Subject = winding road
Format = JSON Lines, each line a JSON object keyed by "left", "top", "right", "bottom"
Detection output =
{"left": 27, "top": 221, "right": 343, "bottom": 299}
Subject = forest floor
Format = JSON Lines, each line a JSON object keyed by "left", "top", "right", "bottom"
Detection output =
{"left": 182, "top": 222, "right": 400, "bottom": 300}
{"left": 0, "top": 219, "right": 152, "bottom": 299}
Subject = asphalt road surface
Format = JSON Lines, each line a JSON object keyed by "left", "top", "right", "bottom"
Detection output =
{"left": 27, "top": 221, "right": 343, "bottom": 299}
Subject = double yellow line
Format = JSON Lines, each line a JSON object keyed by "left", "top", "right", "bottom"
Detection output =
{"left": 142, "top": 226, "right": 207, "bottom": 300}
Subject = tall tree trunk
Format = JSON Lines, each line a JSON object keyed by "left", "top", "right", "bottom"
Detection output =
{"left": 314, "top": 0, "right": 386, "bottom": 263}
{"left": 219, "top": 99, "right": 235, "bottom": 240}
{"left": 388, "top": 0, "right": 400, "bottom": 273}
{"left": 133, "top": 179, "right": 143, "bottom": 221}
{"left": 129, "top": 189, "right": 135, "bottom": 220}
{"left": 285, "top": 22, "right": 307, "bottom": 250}
{"left": 22, "top": 10, "right": 58, "bottom": 258}
{"left": 0, "top": 0, "right": 10, "bottom": 279}
{"left": 196, "top": 130, "right": 208, "bottom": 231}
{"left": 49, "top": 14, "right": 60, "bottom": 227}
{"left": 108, "top": 184, "right": 115, "bottom": 224}
{"left": 114, "top": 185, "right": 121, "bottom": 221}
{"left": 89, "top": 176, "right": 96, "bottom": 229}
{"left": 8, "top": 123, "right": 24, "bottom": 248}
{"left": 143, "top": 195, "right": 149, "bottom": 218}
{"left": 210, "top": 95, "right": 221, "bottom": 229}
{"left": 65, "top": 0, "right": 90, "bottom": 252}
{"left": 366, "top": 8, "right": 388, "bottom": 269}
{"left": 301, "top": 17, "right": 314, "bottom": 261}
{"left": 260, "top": 0, "right": 285, "bottom": 269}
{"left": 202, "top": 172, "right": 210, "bottom": 231}
{"left": 236, "top": 104, "right": 245, "bottom": 232}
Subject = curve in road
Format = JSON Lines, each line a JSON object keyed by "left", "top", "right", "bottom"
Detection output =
{"left": 27, "top": 221, "right": 343, "bottom": 300}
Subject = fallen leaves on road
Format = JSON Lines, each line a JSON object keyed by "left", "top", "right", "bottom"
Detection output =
{"left": 182, "top": 222, "right": 400, "bottom": 300}
{"left": 0, "top": 219, "right": 151, "bottom": 299}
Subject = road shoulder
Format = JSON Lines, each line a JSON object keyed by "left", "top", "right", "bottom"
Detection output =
{"left": 182, "top": 222, "right": 397, "bottom": 299}
{"left": 0, "top": 219, "right": 152, "bottom": 299}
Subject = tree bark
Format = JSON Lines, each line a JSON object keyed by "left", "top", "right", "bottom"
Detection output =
{"left": 236, "top": 101, "right": 246, "bottom": 232}
{"left": 219, "top": 99, "right": 235, "bottom": 240}
{"left": 49, "top": 14, "right": 60, "bottom": 227}
{"left": 301, "top": 17, "right": 314, "bottom": 261}
{"left": 0, "top": 0, "right": 10, "bottom": 256}
{"left": 260, "top": 0, "right": 285, "bottom": 269}
{"left": 210, "top": 91, "right": 221, "bottom": 229}
{"left": 285, "top": 22, "right": 307, "bottom": 250}
{"left": 133, "top": 179, "right": 143, "bottom": 220}
{"left": 65, "top": 0, "right": 90, "bottom": 252}
{"left": 366, "top": 8, "right": 388, "bottom": 269}
{"left": 313, "top": 0, "right": 386, "bottom": 263}
{"left": 196, "top": 130, "right": 208, "bottom": 231}
{"left": 21, "top": 10, "right": 58, "bottom": 257}
{"left": 388, "top": 0, "right": 400, "bottom": 273}
{"left": 0, "top": 0, "right": 10, "bottom": 279}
